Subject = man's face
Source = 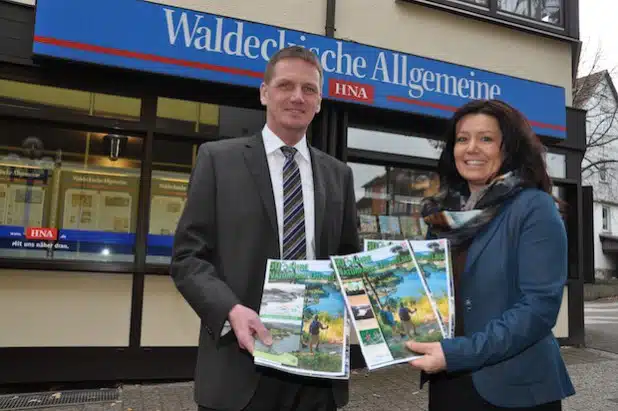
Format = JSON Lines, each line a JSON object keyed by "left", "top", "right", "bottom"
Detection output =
{"left": 260, "top": 57, "right": 322, "bottom": 135}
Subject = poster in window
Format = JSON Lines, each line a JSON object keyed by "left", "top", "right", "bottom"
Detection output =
{"left": 0, "top": 165, "right": 51, "bottom": 228}
{"left": 149, "top": 178, "right": 188, "bottom": 236}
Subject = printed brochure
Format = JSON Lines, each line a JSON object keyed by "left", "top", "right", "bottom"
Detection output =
{"left": 253, "top": 259, "right": 350, "bottom": 379}
{"left": 365, "top": 239, "right": 455, "bottom": 338}
{"left": 330, "top": 242, "right": 444, "bottom": 370}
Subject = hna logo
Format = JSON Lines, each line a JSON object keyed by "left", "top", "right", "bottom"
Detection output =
{"left": 328, "top": 79, "right": 374, "bottom": 103}
{"left": 25, "top": 227, "right": 58, "bottom": 241}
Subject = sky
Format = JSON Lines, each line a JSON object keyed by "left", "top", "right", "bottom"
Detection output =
{"left": 579, "top": 0, "right": 618, "bottom": 76}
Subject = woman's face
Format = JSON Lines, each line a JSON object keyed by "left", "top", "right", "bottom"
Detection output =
{"left": 453, "top": 113, "right": 504, "bottom": 193}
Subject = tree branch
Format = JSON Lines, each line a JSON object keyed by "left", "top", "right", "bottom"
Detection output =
{"left": 581, "top": 159, "right": 618, "bottom": 174}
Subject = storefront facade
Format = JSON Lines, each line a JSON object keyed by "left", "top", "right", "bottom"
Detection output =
{"left": 0, "top": 0, "right": 585, "bottom": 384}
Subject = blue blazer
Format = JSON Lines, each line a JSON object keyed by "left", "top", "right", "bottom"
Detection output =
{"left": 438, "top": 188, "right": 575, "bottom": 407}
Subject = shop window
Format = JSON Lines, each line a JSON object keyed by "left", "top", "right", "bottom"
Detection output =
{"left": 349, "top": 163, "right": 440, "bottom": 243}
{"left": 146, "top": 105, "right": 266, "bottom": 265}
{"left": 347, "top": 128, "right": 442, "bottom": 160}
{"left": 0, "top": 79, "right": 141, "bottom": 121}
{"left": 0, "top": 119, "right": 142, "bottom": 262}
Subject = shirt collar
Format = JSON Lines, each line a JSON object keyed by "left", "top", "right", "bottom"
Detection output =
{"left": 262, "top": 124, "right": 311, "bottom": 162}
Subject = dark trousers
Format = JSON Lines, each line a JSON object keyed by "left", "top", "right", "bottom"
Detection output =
{"left": 428, "top": 372, "right": 561, "bottom": 411}
{"left": 199, "top": 368, "right": 336, "bottom": 411}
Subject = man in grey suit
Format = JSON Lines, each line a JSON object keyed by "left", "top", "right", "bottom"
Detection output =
{"left": 171, "top": 46, "right": 360, "bottom": 411}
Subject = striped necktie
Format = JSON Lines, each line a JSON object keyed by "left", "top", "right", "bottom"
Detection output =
{"left": 280, "top": 146, "right": 306, "bottom": 260}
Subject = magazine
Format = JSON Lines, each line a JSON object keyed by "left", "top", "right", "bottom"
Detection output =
{"left": 409, "top": 239, "right": 455, "bottom": 338}
{"left": 253, "top": 259, "right": 350, "bottom": 379}
{"left": 365, "top": 238, "right": 455, "bottom": 338}
{"left": 330, "top": 243, "right": 444, "bottom": 370}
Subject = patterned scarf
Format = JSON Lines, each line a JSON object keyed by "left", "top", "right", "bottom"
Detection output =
{"left": 420, "top": 172, "right": 526, "bottom": 249}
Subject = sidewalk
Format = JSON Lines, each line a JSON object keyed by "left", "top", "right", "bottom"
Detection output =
{"left": 5, "top": 347, "right": 618, "bottom": 411}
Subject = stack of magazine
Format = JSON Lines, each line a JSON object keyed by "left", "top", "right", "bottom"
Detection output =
{"left": 252, "top": 238, "right": 454, "bottom": 379}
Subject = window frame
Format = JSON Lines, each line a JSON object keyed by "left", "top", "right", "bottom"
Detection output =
{"left": 399, "top": 0, "right": 579, "bottom": 41}
{"left": 602, "top": 205, "right": 610, "bottom": 232}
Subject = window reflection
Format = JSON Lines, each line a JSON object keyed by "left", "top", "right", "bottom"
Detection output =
{"left": 457, "top": 0, "right": 489, "bottom": 6}
{"left": 348, "top": 128, "right": 442, "bottom": 159}
{"left": 147, "top": 106, "right": 266, "bottom": 265}
{"left": 146, "top": 138, "right": 194, "bottom": 265}
{"left": 0, "top": 79, "right": 141, "bottom": 121}
{"left": 545, "top": 152, "right": 566, "bottom": 179}
{"left": 498, "top": 0, "right": 562, "bottom": 25}
{"left": 0, "top": 119, "right": 142, "bottom": 262}
{"left": 350, "top": 163, "right": 440, "bottom": 243}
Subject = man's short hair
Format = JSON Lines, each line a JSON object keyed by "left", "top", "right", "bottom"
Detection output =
{"left": 264, "top": 46, "right": 323, "bottom": 88}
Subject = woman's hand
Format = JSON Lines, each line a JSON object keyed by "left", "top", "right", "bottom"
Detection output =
{"left": 406, "top": 341, "right": 447, "bottom": 374}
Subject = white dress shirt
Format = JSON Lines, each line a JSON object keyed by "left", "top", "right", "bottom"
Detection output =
{"left": 262, "top": 124, "right": 316, "bottom": 260}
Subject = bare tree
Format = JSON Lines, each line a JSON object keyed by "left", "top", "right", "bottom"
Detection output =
{"left": 573, "top": 43, "right": 618, "bottom": 187}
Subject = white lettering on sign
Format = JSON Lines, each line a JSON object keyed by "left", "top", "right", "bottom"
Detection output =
{"left": 25, "top": 227, "right": 58, "bottom": 241}
{"left": 162, "top": 9, "right": 502, "bottom": 102}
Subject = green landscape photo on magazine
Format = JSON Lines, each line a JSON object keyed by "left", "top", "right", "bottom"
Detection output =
{"left": 331, "top": 242, "right": 443, "bottom": 370}
{"left": 253, "top": 259, "right": 350, "bottom": 379}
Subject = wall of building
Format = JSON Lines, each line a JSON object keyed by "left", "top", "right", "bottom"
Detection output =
{"left": 147, "top": 0, "right": 328, "bottom": 38}
{"left": 150, "top": 0, "right": 574, "bottom": 105}
{"left": 580, "top": 75, "right": 618, "bottom": 279}
{"left": 593, "top": 202, "right": 618, "bottom": 278}
{"left": 0, "top": 269, "right": 132, "bottom": 347}
{"left": 336, "top": 0, "right": 573, "bottom": 104}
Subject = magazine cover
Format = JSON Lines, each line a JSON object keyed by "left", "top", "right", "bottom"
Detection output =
{"left": 409, "top": 239, "right": 455, "bottom": 338}
{"left": 253, "top": 259, "right": 350, "bottom": 379}
{"left": 366, "top": 238, "right": 455, "bottom": 338}
{"left": 330, "top": 244, "right": 443, "bottom": 370}
{"left": 359, "top": 214, "right": 378, "bottom": 233}
{"left": 378, "top": 215, "right": 401, "bottom": 236}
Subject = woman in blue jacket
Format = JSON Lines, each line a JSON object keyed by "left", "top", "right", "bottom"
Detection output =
{"left": 406, "top": 99, "right": 575, "bottom": 410}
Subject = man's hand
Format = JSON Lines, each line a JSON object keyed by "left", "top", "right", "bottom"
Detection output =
{"left": 228, "top": 304, "right": 272, "bottom": 354}
{"left": 406, "top": 341, "right": 447, "bottom": 374}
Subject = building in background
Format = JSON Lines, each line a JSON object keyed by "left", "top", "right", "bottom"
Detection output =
{"left": 0, "top": 0, "right": 586, "bottom": 384}
{"left": 574, "top": 70, "right": 618, "bottom": 281}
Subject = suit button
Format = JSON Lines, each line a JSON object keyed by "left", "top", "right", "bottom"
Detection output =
{"left": 465, "top": 298, "right": 472, "bottom": 311}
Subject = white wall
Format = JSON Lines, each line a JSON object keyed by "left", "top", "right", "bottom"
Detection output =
{"left": 580, "top": 75, "right": 618, "bottom": 278}
{"left": 593, "top": 202, "right": 618, "bottom": 276}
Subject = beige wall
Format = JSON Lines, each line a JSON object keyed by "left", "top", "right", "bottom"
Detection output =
{"left": 148, "top": 0, "right": 572, "bottom": 104}
{"left": 141, "top": 275, "right": 200, "bottom": 346}
{"left": 146, "top": 0, "right": 326, "bottom": 35}
{"left": 336, "top": 0, "right": 573, "bottom": 104}
{"left": 552, "top": 286, "right": 569, "bottom": 338}
{"left": 0, "top": 270, "right": 132, "bottom": 347}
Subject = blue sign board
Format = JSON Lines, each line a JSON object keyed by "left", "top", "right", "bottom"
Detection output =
{"left": 32, "top": 0, "right": 566, "bottom": 138}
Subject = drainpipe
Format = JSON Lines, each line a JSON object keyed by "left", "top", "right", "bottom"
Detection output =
{"left": 325, "top": 0, "right": 336, "bottom": 37}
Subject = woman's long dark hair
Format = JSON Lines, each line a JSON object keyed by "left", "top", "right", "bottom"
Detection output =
{"left": 438, "top": 99, "right": 552, "bottom": 195}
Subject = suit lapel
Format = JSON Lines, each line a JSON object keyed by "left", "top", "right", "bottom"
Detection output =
{"left": 465, "top": 211, "right": 508, "bottom": 273}
{"left": 309, "top": 147, "right": 326, "bottom": 257}
{"left": 243, "top": 134, "right": 279, "bottom": 250}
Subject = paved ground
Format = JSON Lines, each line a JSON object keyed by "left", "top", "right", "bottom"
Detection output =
{"left": 585, "top": 298, "right": 618, "bottom": 354}
{"left": 6, "top": 299, "right": 618, "bottom": 411}
{"left": 4, "top": 347, "right": 617, "bottom": 411}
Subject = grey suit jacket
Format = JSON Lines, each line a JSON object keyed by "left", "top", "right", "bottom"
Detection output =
{"left": 170, "top": 133, "right": 360, "bottom": 410}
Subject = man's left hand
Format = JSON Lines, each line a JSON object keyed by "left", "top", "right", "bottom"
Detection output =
{"left": 406, "top": 341, "right": 447, "bottom": 374}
